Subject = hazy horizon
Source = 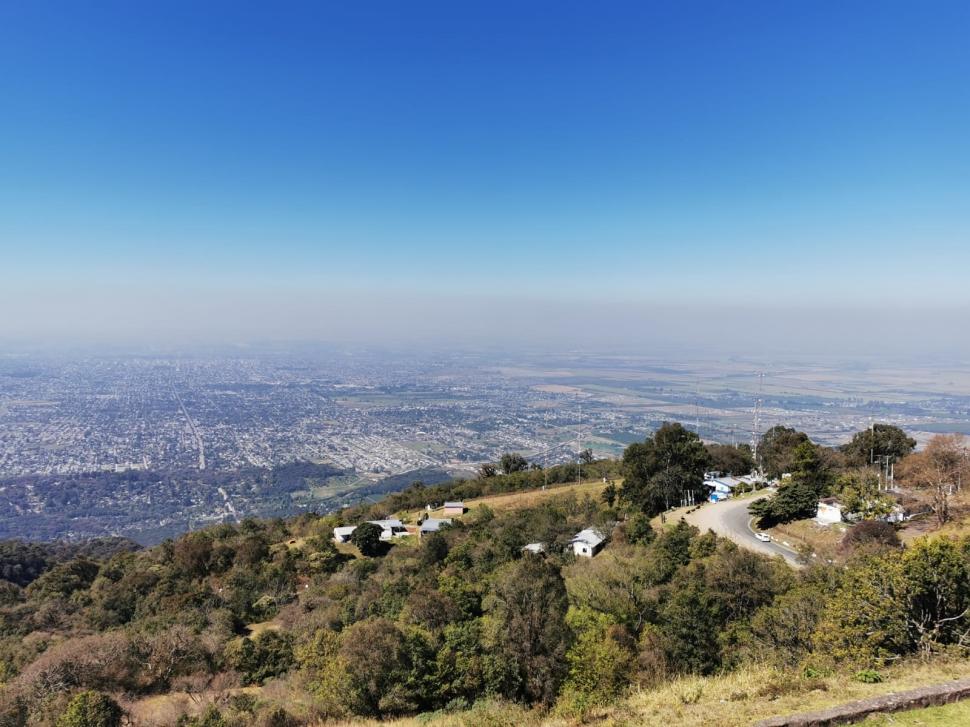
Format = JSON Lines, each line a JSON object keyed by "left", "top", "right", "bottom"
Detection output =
{"left": 3, "top": 2, "right": 968, "bottom": 353}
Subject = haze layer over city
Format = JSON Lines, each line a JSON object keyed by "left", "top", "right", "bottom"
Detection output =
{"left": 1, "top": 345, "right": 968, "bottom": 543}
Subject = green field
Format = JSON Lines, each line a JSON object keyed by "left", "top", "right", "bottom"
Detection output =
{"left": 865, "top": 699, "right": 970, "bottom": 725}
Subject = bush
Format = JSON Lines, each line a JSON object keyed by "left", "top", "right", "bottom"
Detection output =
{"left": 854, "top": 669, "right": 883, "bottom": 683}
{"left": 225, "top": 630, "right": 294, "bottom": 685}
{"left": 842, "top": 521, "right": 900, "bottom": 552}
{"left": 56, "top": 690, "right": 123, "bottom": 727}
{"left": 351, "top": 522, "right": 384, "bottom": 557}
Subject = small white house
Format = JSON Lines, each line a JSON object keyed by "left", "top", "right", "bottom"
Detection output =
{"left": 442, "top": 501, "right": 466, "bottom": 516}
{"left": 335, "top": 519, "right": 408, "bottom": 543}
{"left": 370, "top": 518, "right": 409, "bottom": 541}
{"left": 815, "top": 498, "right": 844, "bottom": 525}
{"left": 522, "top": 542, "right": 546, "bottom": 555}
{"left": 419, "top": 518, "right": 452, "bottom": 536}
{"left": 571, "top": 528, "right": 607, "bottom": 558}
{"left": 333, "top": 525, "right": 356, "bottom": 543}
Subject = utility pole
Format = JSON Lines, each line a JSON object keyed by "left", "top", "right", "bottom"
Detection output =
{"left": 752, "top": 372, "right": 765, "bottom": 473}
{"left": 694, "top": 379, "right": 701, "bottom": 439}
{"left": 870, "top": 419, "right": 875, "bottom": 467}
{"left": 577, "top": 402, "right": 582, "bottom": 485}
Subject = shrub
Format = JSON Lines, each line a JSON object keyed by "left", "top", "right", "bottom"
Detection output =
{"left": 855, "top": 669, "right": 883, "bottom": 684}
{"left": 351, "top": 523, "right": 384, "bottom": 557}
{"left": 225, "top": 630, "right": 294, "bottom": 685}
{"left": 842, "top": 521, "right": 900, "bottom": 552}
{"left": 56, "top": 690, "right": 123, "bottom": 727}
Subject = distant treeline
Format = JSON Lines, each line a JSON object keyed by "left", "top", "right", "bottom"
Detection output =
{"left": 0, "top": 462, "right": 347, "bottom": 543}
{"left": 0, "top": 537, "right": 139, "bottom": 587}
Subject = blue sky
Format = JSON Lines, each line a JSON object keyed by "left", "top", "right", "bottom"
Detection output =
{"left": 1, "top": 1, "right": 968, "bottom": 347}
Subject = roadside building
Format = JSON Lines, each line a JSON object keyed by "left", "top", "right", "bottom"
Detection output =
{"left": 815, "top": 498, "right": 844, "bottom": 525}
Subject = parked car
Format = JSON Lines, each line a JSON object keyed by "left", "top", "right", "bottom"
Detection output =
{"left": 755, "top": 532, "right": 771, "bottom": 542}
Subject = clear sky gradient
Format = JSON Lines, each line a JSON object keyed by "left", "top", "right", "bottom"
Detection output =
{"left": 2, "top": 1, "right": 968, "bottom": 350}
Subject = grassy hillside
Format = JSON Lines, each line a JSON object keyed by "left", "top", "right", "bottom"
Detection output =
{"left": 125, "top": 657, "right": 970, "bottom": 726}
{"left": 6, "top": 446, "right": 970, "bottom": 727}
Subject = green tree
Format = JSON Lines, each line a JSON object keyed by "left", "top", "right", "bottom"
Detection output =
{"left": 434, "top": 620, "right": 488, "bottom": 706}
{"left": 625, "top": 513, "right": 655, "bottom": 545}
{"left": 749, "top": 574, "right": 834, "bottom": 667}
{"left": 601, "top": 482, "right": 618, "bottom": 508}
{"left": 834, "top": 470, "right": 895, "bottom": 520}
{"left": 337, "top": 618, "right": 432, "bottom": 716}
{"left": 814, "top": 554, "right": 909, "bottom": 666}
{"left": 558, "top": 607, "right": 635, "bottom": 713}
{"left": 56, "top": 691, "right": 123, "bottom": 727}
{"left": 757, "top": 426, "right": 810, "bottom": 479}
{"left": 750, "top": 442, "right": 830, "bottom": 526}
{"left": 226, "top": 630, "right": 295, "bottom": 685}
{"left": 659, "top": 563, "right": 721, "bottom": 674}
{"left": 351, "top": 522, "right": 384, "bottom": 557}
{"left": 705, "top": 443, "right": 754, "bottom": 476}
{"left": 295, "top": 629, "right": 353, "bottom": 719}
{"left": 500, "top": 453, "right": 529, "bottom": 475}
{"left": 620, "top": 423, "right": 710, "bottom": 515}
{"left": 484, "top": 555, "right": 570, "bottom": 706}
{"left": 420, "top": 532, "right": 449, "bottom": 567}
{"left": 841, "top": 424, "right": 916, "bottom": 467}
{"left": 901, "top": 537, "right": 970, "bottom": 654}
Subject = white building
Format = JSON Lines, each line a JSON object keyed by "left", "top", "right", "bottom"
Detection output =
{"left": 333, "top": 519, "right": 409, "bottom": 543}
{"left": 815, "top": 498, "right": 844, "bottom": 525}
{"left": 522, "top": 542, "right": 546, "bottom": 555}
{"left": 571, "top": 528, "right": 607, "bottom": 557}
{"left": 370, "top": 518, "right": 409, "bottom": 541}
{"left": 419, "top": 518, "right": 452, "bottom": 536}
{"left": 333, "top": 525, "right": 356, "bottom": 543}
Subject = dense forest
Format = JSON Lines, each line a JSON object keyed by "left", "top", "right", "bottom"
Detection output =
{"left": 1, "top": 423, "right": 969, "bottom": 726}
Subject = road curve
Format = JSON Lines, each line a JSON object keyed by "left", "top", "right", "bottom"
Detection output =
{"left": 681, "top": 495, "right": 803, "bottom": 567}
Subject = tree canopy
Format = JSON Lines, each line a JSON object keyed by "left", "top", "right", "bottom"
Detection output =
{"left": 500, "top": 453, "right": 529, "bottom": 475}
{"left": 750, "top": 442, "right": 831, "bottom": 526}
{"left": 841, "top": 424, "right": 916, "bottom": 467}
{"left": 757, "top": 426, "right": 810, "bottom": 479}
{"left": 620, "top": 423, "right": 710, "bottom": 515}
{"left": 350, "top": 522, "right": 384, "bottom": 557}
{"left": 705, "top": 443, "right": 754, "bottom": 476}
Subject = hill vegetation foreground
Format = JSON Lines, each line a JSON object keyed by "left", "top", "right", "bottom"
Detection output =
{"left": 2, "top": 423, "right": 970, "bottom": 726}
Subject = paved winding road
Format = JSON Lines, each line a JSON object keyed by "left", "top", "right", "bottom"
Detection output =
{"left": 682, "top": 495, "right": 802, "bottom": 567}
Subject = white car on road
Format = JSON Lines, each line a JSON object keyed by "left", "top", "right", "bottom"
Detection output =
{"left": 755, "top": 532, "right": 771, "bottom": 542}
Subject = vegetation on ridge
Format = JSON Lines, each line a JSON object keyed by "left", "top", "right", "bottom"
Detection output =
{"left": 1, "top": 423, "right": 969, "bottom": 726}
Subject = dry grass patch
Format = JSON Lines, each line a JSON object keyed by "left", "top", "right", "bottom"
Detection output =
{"left": 467, "top": 480, "right": 610, "bottom": 513}
{"left": 616, "top": 659, "right": 970, "bottom": 727}
{"left": 768, "top": 518, "right": 846, "bottom": 560}
{"left": 397, "top": 479, "right": 614, "bottom": 524}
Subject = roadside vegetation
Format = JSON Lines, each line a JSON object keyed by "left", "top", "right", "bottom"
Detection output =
{"left": 2, "top": 423, "right": 970, "bottom": 725}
